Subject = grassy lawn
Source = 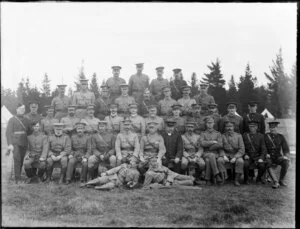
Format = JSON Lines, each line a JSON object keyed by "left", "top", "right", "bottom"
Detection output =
{"left": 1, "top": 157, "right": 295, "bottom": 227}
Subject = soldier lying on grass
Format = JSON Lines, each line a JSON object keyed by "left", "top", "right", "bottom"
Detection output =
{"left": 80, "top": 156, "right": 140, "bottom": 190}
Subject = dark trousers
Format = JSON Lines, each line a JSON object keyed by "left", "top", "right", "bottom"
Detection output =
{"left": 12, "top": 145, "right": 27, "bottom": 180}
{"left": 244, "top": 159, "right": 266, "bottom": 182}
{"left": 266, "top": 157, "right": 289, "bottom": 182}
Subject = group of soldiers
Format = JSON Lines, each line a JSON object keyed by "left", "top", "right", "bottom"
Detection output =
{"left": 5, "top": 63, "right": 290, "bottom": 190}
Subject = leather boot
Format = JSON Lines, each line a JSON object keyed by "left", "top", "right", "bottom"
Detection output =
{"left": 45, "top": 167, "right": 53, "bottom": 183}
{"left": 25, "top": 168, "right": 33, "bottom": 181}
{"left": 219, "top": 172, "right": 225, "bottom": 185}
{"left": 59, "top": 167, "right": 67, "bottom": 184}
{"left": 234, "top": 173, "right": 241, "bottom": 186}
{"left": 88, "top": 167, "right": 95, "bottom": 180}
{"left": 215, "top": 173, "right": 223, "bottom": 184}
{"left": 37, "top": 168, "right": 45, "bottom": 183}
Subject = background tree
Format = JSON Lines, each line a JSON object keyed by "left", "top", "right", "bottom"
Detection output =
{"left": 75, "top": 60, "right": 86, "bottom": 91}
{"left": 254, "top": 85, "right": 269, "bottom": 113}
{"left": 16, "top": 78, "right": 26, "bottom": 104}
{"left": 41, "top": 73, "right": 51, "bottom": 97}
{"left": 202, "top": 58, "right": 227, "bottom": 114}
{"left": 289, "top": 62, "right": 296, "bottom": 116}
{"left": 1, "top": 86, "right": 19, "bottom": 114}
{"left": 90, "top": 73, "right": 100, "bottom": 98}
{"left": 190, "top": 72, "right": 198, "bottom": 97}
{"left": 227, "top": 75, "right": 238, "bottom": 101}
{"left": 264, "top": 48, "right": 291, "bottom": 118}
{"left": 237, "top": 63, "right": 257, "bottom": 114}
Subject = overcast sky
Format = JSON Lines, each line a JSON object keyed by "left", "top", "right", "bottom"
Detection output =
{"left": 1, "top": 2, "right": 297, "bottom": 92}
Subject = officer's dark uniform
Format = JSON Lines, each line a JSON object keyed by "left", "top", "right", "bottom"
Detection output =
{"left": 243, "top": 101, "right": 266, "bottom": 134}
{"left": 169, "top": 68, "right": 187, "bottom": 100}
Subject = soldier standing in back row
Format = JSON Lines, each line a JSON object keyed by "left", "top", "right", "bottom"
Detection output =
{"left": 95, "top": 85, "right": 112, "bottom": 120}
{"left": 219, "top": 102, "right": 243, "bottom": 134}
{"left": 104, "top": 103, "right": 123, "bottom": 136}
{"left": 170, "top": 68, "right": 187, "bottom": 100}
{"left": 150, "top": 66, "right": 169, "bottom": 101}
{"left": 243, "top": 101, "right": 266, "bottom": 134}
{"left": 61, "top": 105, "right": 80, "bottom": 137}
{"left": 105, "top": 66, "right": 126, "bottom": 102}
{"left": 190, "top": 103, "right": 206, "bottom": 134}
{"left": 177, "top": 85, "right": 196, "bottom": 118}
{"left": 51, "top": 84, "right": 70, "bottom": 120}
{"left": 158, "top": 86, "right": 177, "bottom": 120}
{"left": 72, "top": 79, "right": 95, "bottom": 119}
{"left": 138, "top": 88, "right": 157, "bottom": 118}
{"left": 129, "top": 63, "right": 150, "bottom": 104}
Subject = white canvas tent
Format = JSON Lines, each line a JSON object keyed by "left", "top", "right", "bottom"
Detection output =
{"left": 1, "top": 105, "right": 13, "bottom": 128}
{"left": 261, "top": 108, "right": 274, "bottom": 120}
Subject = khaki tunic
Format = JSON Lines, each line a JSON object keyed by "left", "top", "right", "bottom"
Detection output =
{"left": 60, "top": 115, "right": 80, "bottom": 136}
{"left": 114, "top": 95, "right": 136, "bottom": 116}
{"left": 115, "top": 131, "right": 140, "bottom": 159}
{"left": 129, "top": 115, "right": 146, "bottom": 137}
{"left": 41, "top": 116, "right": 59, "bottom": 135}
{"left": 51, "top": 95, "right": 70, "bottom": 120}
{"left": 181, "top": 133, "right": 202, "bottom": 158}
{"left": 27, "top": 132, "right": 48, "bottom": 159}
{"left": 177, "top": 97, "right": 196, "bottom": 116}
{"left": 150, "top": 78, "right": 169, "bottom": 101}
{"left": 105, "top": 77, "right": 126, "bottom": 101}
{"left": 158, "top": 98, "right": 177, "bottom": 117}
{"left": 128, "top": 73, "right": 150, "bottom": 103}
{"left": 220, "top": 114, "right": 243, "bottom": 134}
{"left": 145, "top": 116, "right": 165, "bottom": 133}
{"left": 72, "top": 90, "right": 95, "bottom": 119}
{"left": 104, "top": 115, "right": 123, "bottom": 135}
{"left": 81, "top": 116, "right": 101, "bottom": 133}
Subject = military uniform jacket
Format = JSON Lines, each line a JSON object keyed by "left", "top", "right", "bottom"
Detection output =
{"left": 27, "top": 132, "right": 48, "bottom": 159}
{"left": 177, "top": 97, "right": 196, "bottom": 116}
{"left": 138, "top": 97, "right": 157, "bottom": 118}
{"left": 129, "top": 115, "right": 146, "bottom": 136}
{"left": 129, "top": 73, "right": 149, "bottom": 95}
{"left": 190, "top": 114, "right": 206, "bottom": 134}
{"left": 105, "top": 77, "right": 126, "bottom": 98}
{"left": 72, "top": 90, "right": 95, "bottom": 108}
{"left": 161, "top": 130, "right": 183, "bottom": 160}
{"left": 139, "top": 133, "right": 166, "bottom": 159}
{"left": 173, "top": 116, "right": 186, "bottom": 135}
{"left": 264, "top": 132, "right": 290, "bottom": 159}
{"left": 182, "top": 133, "right": 202, "bottom": 158}
{"left": 243, "top": 112, "right": 266, "bottom": 134}
{"left": 71, "top": 134, "right": 92, "bottom": 158}
{"left": 46, "top": 134, "right": 71, "bottom": 157}
{"left": 200, "top": 129, "right": 223, "bottom": 154}
{"left": 61, "top": 115, "right": 80, "bottom": 134}
{"left": 6, "top": 115, "right": 31, "bottom": 147}
{"left": 158, "top": 97, "right": 177, "bottom": 117}
{"left": 24, "top": 112, "right": 43, "bottom": 134}
{"left": 41, "top": 116, "right": 59, "bottom": 135}
{"left": 115, "top": 131, "right": 140, "bottom": 158}
{"left": 81, "top": 116, "right": 101, "bottom": 133}
{"left": 145, "top": 116, "right": 165, "bottom": 133}
{"left": 150, "top": 78, "right": 169, "bottom": 101}
{"left": 114, "top": 95, "right": 136, "bottom": 114}
{"left": 221, "top": 132, "right": 245, "bottom": 158}
{"left": 104, "top": 115, "right": 123, "bottom": 135}
{"left": 51, "top": 95, "right": 70, "bottom": 113}
{"left": 170, "top": 79, "right": 187, "bottom": 100}
{"left": 206, "top": 111, "right": 222, "bottom": 131}
{"left": 92, "top": 132, "right": 116, "bottom": 155}
{"left": 220, "top": 114, "right": 243, "bottom": 134}
{"left": 242, "top": 132, "right": 267, "bottom": 160}
{"left": 95, "top": 96, "right": 112, "bottom": 119}
{"left": 105, "top": 164, "right": 139, "bottom": 186}
{"left": 194, "top": 93, "right": 215, "bottom": 107}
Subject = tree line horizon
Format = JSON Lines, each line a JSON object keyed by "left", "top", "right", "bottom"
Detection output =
{"left": 1, "top": 48, "right": 296, "bottom": 119}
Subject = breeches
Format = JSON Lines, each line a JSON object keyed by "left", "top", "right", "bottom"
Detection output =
{"left": 66, "top": 157, "right": 88, "bottom": 181}
{"left": 217, "top": 157, "right": 244, "bottom": 175}
{"left": 181, "top": 156, "right": 205, "bottom": 171}
{"left": 46, "top": 156, "right": 68, "bottom": 169}
{"left": 24, "top": 156, "right": 46, "bottom": 169}
{"left": 203, "top": 153, "right": 220, "bottom": 180}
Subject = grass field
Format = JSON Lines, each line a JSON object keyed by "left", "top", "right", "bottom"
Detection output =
{"left": 1, "top": 157, "right": 295, "bottom": 228}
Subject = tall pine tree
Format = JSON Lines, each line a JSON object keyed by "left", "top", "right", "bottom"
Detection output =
{"left": 237, "top": 63, "right": 257, "bottom": 114}
{"left": 289, "top": 62, "right": 296, "bottom": 116}
{"left": 202, "top": 58, "right": 227, "bottom": 114}
{"left": 75, "top": 60, "right": 86, "bottom": 91}
{"left": 227, "top": 75, "right": 238, "bottom": 101}
{"left": 264, "top": 48, "right": 291, "bottom": 118}
{"left": 90, "top": 73, "right": 100, "bottom": 98}
{"left": 190, "top": 72, "right": 198, "bottom": 97}
{"left": 41, "top": 73, "right": 51, "bottom": 97}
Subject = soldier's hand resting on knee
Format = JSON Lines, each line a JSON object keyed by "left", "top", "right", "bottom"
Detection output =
{"left": 101, "top": 172, "right": 107, "bottom": 177}
{"left": 174, "top": 157, "right": 180, "bottom": 163}
{"left": 100, "top": 155, "right": 105, "bottom": 161}
{"left": 140, "top": 156, "right": 145, "bottom": 163}
{"left": 244, "top": 155, "right": 249, "bottom": 160}
{"left": 266, "top": 154, "right": 270, "bottom": 159}
{"left": 69, "top": 155, "right": 73, "bottom": 159}
{"left": 230, "top": 157, "right": 236, "bottom": 163}
{"left": 224, "top": 155, "right": 229, "bottom": 162}
{"left": 258, "top": 159, "right": 263, "bottom": 163}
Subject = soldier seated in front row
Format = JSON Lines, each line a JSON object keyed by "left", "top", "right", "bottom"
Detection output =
{"left": 143, "top": 157, "right": 195, "bottom": 189}
{"left": 66, "top": 122, "right": 91, "bottom": 184}
{"left": 243, "top": 120, "right": 267, "bottom": 185}
{"left": 128, "top": 102, "right": 146, "bottom": 141}
{"left": 144, "top": 104, "right": 165, "bottom": 134}
{"left": 265, "top": 120, "right": 290, "bottom": 189}
{"left": 88, "top": 120, "right": 117, "bottom": 179}
{"left": 115, "top": 117, "right": 140, "bottom": 165}
{"left": 23, "top": 121, "right": 48, "bottom": 184}
{"left": 161, "top": 118, "right": 183, "bottom": 173}
{"left": 45, "top": 123, "right": 71, "bottom": 184}
{"left": 104, "top": 103, "right": 123, "bottom": 136}
{"left": 80, "top": 156, "right": 140, "bottom": 190}
{"left": 181, "top": 121, "right": 205, "bottom": 181}
{"left": 219, "top": 121, "right": 245, "bottom": 186}
{"left": 138, "top": 121, "right": 166, "bottom": 174}
{"left": 200, "top": 117, "right": 223, "bottom": 185}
